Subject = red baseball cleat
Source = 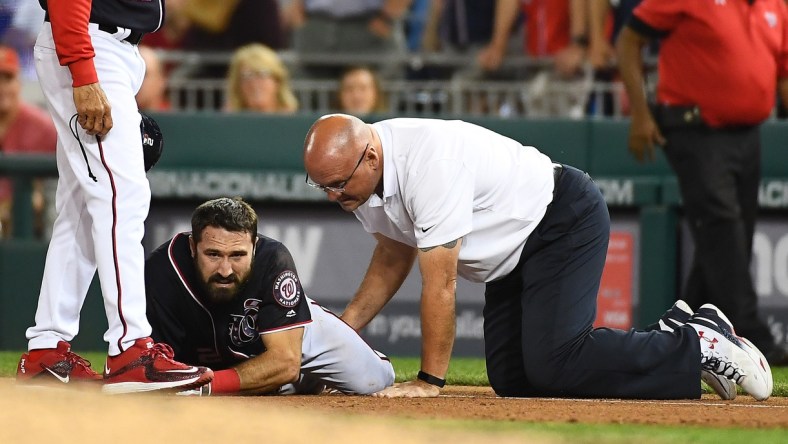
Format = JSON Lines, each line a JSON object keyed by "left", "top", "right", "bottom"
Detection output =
{"left": 16, "top": 341, "right": 102, "bottom": 386}
{"left": 102, "top": 337, "right": 213, "bottom": 394}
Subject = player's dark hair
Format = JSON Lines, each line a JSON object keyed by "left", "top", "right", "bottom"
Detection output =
{"left": 191, "top": 197, "right": 258, "bottom": 243}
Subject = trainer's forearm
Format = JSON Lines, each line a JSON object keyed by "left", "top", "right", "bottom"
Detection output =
{"left": 343, "top": 237, "right": 417, "bottom": 330}
{"left": 420, "top": 284, "right": 456, "bottom": 380}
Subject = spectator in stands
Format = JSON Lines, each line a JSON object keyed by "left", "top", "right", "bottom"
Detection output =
{"left": 182, "top": 0, "right": 285, "bottom": 52}
{"left": 404, "top": 0, "right": 430, "bottom": 53}
{"left": 286, "top": 0, "right": 412, "bottom": 78}
{"left": 587, "top": 0, "right": 655, "bottom": 116}
{"left": 225, "top": 44, "right": 298, "bottom": 114}
{"left": 0, "top": 46, "right": 57, "bottom": 238}
{"left": 145, "top": 0, "right": 286, "bottom": 79}
{"left": 142, "top": 0, "right": 191, "bottom": 50}
{"left": 136, "top": 46, "right": 170, "bottom": 112}
{"left": 475, "top": 0, "right": 591, "bottom": 118}
{"left": 422, "top": 0, "right": 496, "bottom": 56}
{"left": 1, "top": 0, "right": 45, "bottom": 80}
{"left": 478, "top": 0, "right": 588, "bottom": 77}
{"left": 617, "top": 0, "right": 788, "bottom": 365}
{"left": 337, "top": 66, "right": 387, "bottom": 116}
{"left": 588, "top": 0, "right": 647, "bottom": 70}
{"left": 417, "top": 0, "right": 496, "bottom": 81}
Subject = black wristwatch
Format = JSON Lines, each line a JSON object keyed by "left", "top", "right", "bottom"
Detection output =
{"left": 572, "top": 35, "right": 589, "bottom": 49}
{"left": 417, "top": 370, "right": 446, "bottom": 388}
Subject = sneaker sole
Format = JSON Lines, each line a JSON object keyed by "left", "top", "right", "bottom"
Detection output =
{"left": 694, "top": 304, "right": 772, "bottom": 401}
{"left": 700, "top": 370, "right": 736, "bottom": 400}
{"left": 102, "top": 370, "right": 214, "bottom": 395}
{"left": 738, "top": 336, "right": 773, "bottom": 397}
{"left": 728, "top": 343, "right": 771, "bottom": 401}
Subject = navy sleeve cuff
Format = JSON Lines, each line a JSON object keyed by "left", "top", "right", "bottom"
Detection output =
{"left": 626, "top": 15, "right": 669, "bottom": 39}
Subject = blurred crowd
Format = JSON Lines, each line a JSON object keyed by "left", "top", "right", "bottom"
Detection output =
{"left": 0, "top": 0, "right": 672, "bottom": 120}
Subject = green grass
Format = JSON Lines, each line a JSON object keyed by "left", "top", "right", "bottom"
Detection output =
{"left": 3, "top": 351, "right": 787, "bottom": 397}
{"left": 418, "top": 420, "right": 788, "bottom": 444}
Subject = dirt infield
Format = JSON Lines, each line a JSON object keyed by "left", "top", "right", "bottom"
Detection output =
{"left": 255, "top": 386, "right": 788, "bottom": 429}
{"left": 1, "top": 379, "right": 786, "bottom": 444}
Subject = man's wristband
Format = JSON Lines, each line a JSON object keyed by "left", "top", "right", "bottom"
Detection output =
{"left": 417, "top": 370, "right": 446, "bottom": 388}
{"left": 211, "top": 368, "right": 241, "bottom": 394}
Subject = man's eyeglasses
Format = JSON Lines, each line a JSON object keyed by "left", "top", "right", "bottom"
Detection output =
{"left": 305, "top": 143, "right": 370, "bottom": 194}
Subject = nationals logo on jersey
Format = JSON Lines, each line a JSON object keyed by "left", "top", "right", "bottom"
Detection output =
{"left": 273, "top": 270, "right": 301, "bottom": 308}
{"left": 228, "top": 298, "right": 262, "bottom": 347}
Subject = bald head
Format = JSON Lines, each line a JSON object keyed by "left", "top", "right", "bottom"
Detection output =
{"left": 303, "top": 114, "right": 382, "bottom": 211}
{"left": 303, "top": 113, "right": 369, "bottom": 183}
{"left": 304, "top": 114, "right": 367, "bottom": 161}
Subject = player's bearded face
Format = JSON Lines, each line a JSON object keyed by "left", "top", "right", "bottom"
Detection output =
{"left": 192, "top": 227, "right": 255, "bottom": 304}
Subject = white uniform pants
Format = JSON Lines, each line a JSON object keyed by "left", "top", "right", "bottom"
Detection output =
{"left": 27, "top": 22, "right": 151, "bottom": 356}
{"left": 279, "top": 297, "right": 395, "bottom": 395}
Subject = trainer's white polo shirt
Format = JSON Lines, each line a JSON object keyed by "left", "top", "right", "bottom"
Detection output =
{"left": 353, "top": 118, "right": 555, "bottom": 283}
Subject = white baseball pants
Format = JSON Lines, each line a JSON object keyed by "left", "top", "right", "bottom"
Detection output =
{"left": 279, "top": 297, "right": 395, "bottom": 395}
{"left": 27, "top": 22, "right": 151, "bottom": 356}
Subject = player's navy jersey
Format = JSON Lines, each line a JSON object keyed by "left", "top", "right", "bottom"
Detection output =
{"left": 39, "top": 0, "right": 164, "bottom": 33}
{"left": 145, "top": 232, "right": 312, "bottom": 370}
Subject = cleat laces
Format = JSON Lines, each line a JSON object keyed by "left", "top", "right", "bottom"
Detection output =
{"left": 64, "top": 352, "right": 94, "bottom": 373}
{"left": 144, "top": 343, "right": 182, "bottom": 367}
{"left": 701, "top": 353, "right": 745, "bottom": 385}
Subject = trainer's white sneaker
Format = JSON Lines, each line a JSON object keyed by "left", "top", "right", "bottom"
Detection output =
{"left": 654, "top": 299, "right": 693, "bottom": 333}
{"left": 654, "top": 300, "right": 737, "bottom": 400}
{"left": 686, "top": 304, "right": 772, "bottom": 401}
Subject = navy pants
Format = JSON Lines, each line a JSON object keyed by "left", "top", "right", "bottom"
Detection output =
{"left": 483, "top": 165, "right": 701, "bottom": 399}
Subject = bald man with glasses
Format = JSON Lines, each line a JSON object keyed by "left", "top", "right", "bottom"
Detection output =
{"left": 302, "top": 114, "right": 773, "bottom": 401}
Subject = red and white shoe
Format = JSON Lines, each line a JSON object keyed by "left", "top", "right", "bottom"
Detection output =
{"left": 102, "top": 337, "right": 213, "bottom": 394}
{"left": 16, "top": 341, "right": 102, "bottom": 386}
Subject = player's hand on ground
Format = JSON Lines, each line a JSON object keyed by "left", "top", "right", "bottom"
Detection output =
{"left": 73, "top": 82, "right": 113, "bottom": 137}
{"left": 371, "top": 380, "right": 440, "bottom": 398}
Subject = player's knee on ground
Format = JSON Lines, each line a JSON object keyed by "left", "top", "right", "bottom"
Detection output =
{"left": 352, "top": 359, "right": 395, "bottom": 394}
{"left": 522, "top": 355, "right": 568, "bottom": 393}
{"left": 488, "top": 371, "right": 530, "bottom": 397}
{"left": 332, "top": 358, "right": 395, "bottom": 395}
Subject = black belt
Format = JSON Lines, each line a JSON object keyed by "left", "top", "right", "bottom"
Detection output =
{"left": 44, "top": 15, "right": 144, "bottom": 45}
{"left": 97, "top": 24, "right": 144, "bottom": 45}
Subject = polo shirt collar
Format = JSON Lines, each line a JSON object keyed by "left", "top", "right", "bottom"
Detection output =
{"left": 366, "top": 122, "right": 397, "bottom": 207}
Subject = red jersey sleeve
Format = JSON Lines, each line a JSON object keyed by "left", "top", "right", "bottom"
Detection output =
{"left": 780, "top": 1, "right": 788, "bottom": 78}
{"left": 632, "top": 0, "right": 686, "bottom": 33}
{"left": 48, "top": 0, "right": 98, "bottom": 87}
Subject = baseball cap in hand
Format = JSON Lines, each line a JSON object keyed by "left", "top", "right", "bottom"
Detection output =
{"left": 0, "top": 45, "right": 19, "bottom": 75}
{"left": 687, "top": 304, "right": 772, "bottom": 401}
{"left": 102, "top": 337, "right": 213, "bottom": 394}
{"left": 140, "top": 112, "right": 163, "bottom": 171}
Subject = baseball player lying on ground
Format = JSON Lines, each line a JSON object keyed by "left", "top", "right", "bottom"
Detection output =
{"left": 144, "top": 197, "right": 395, "bottom": 396}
